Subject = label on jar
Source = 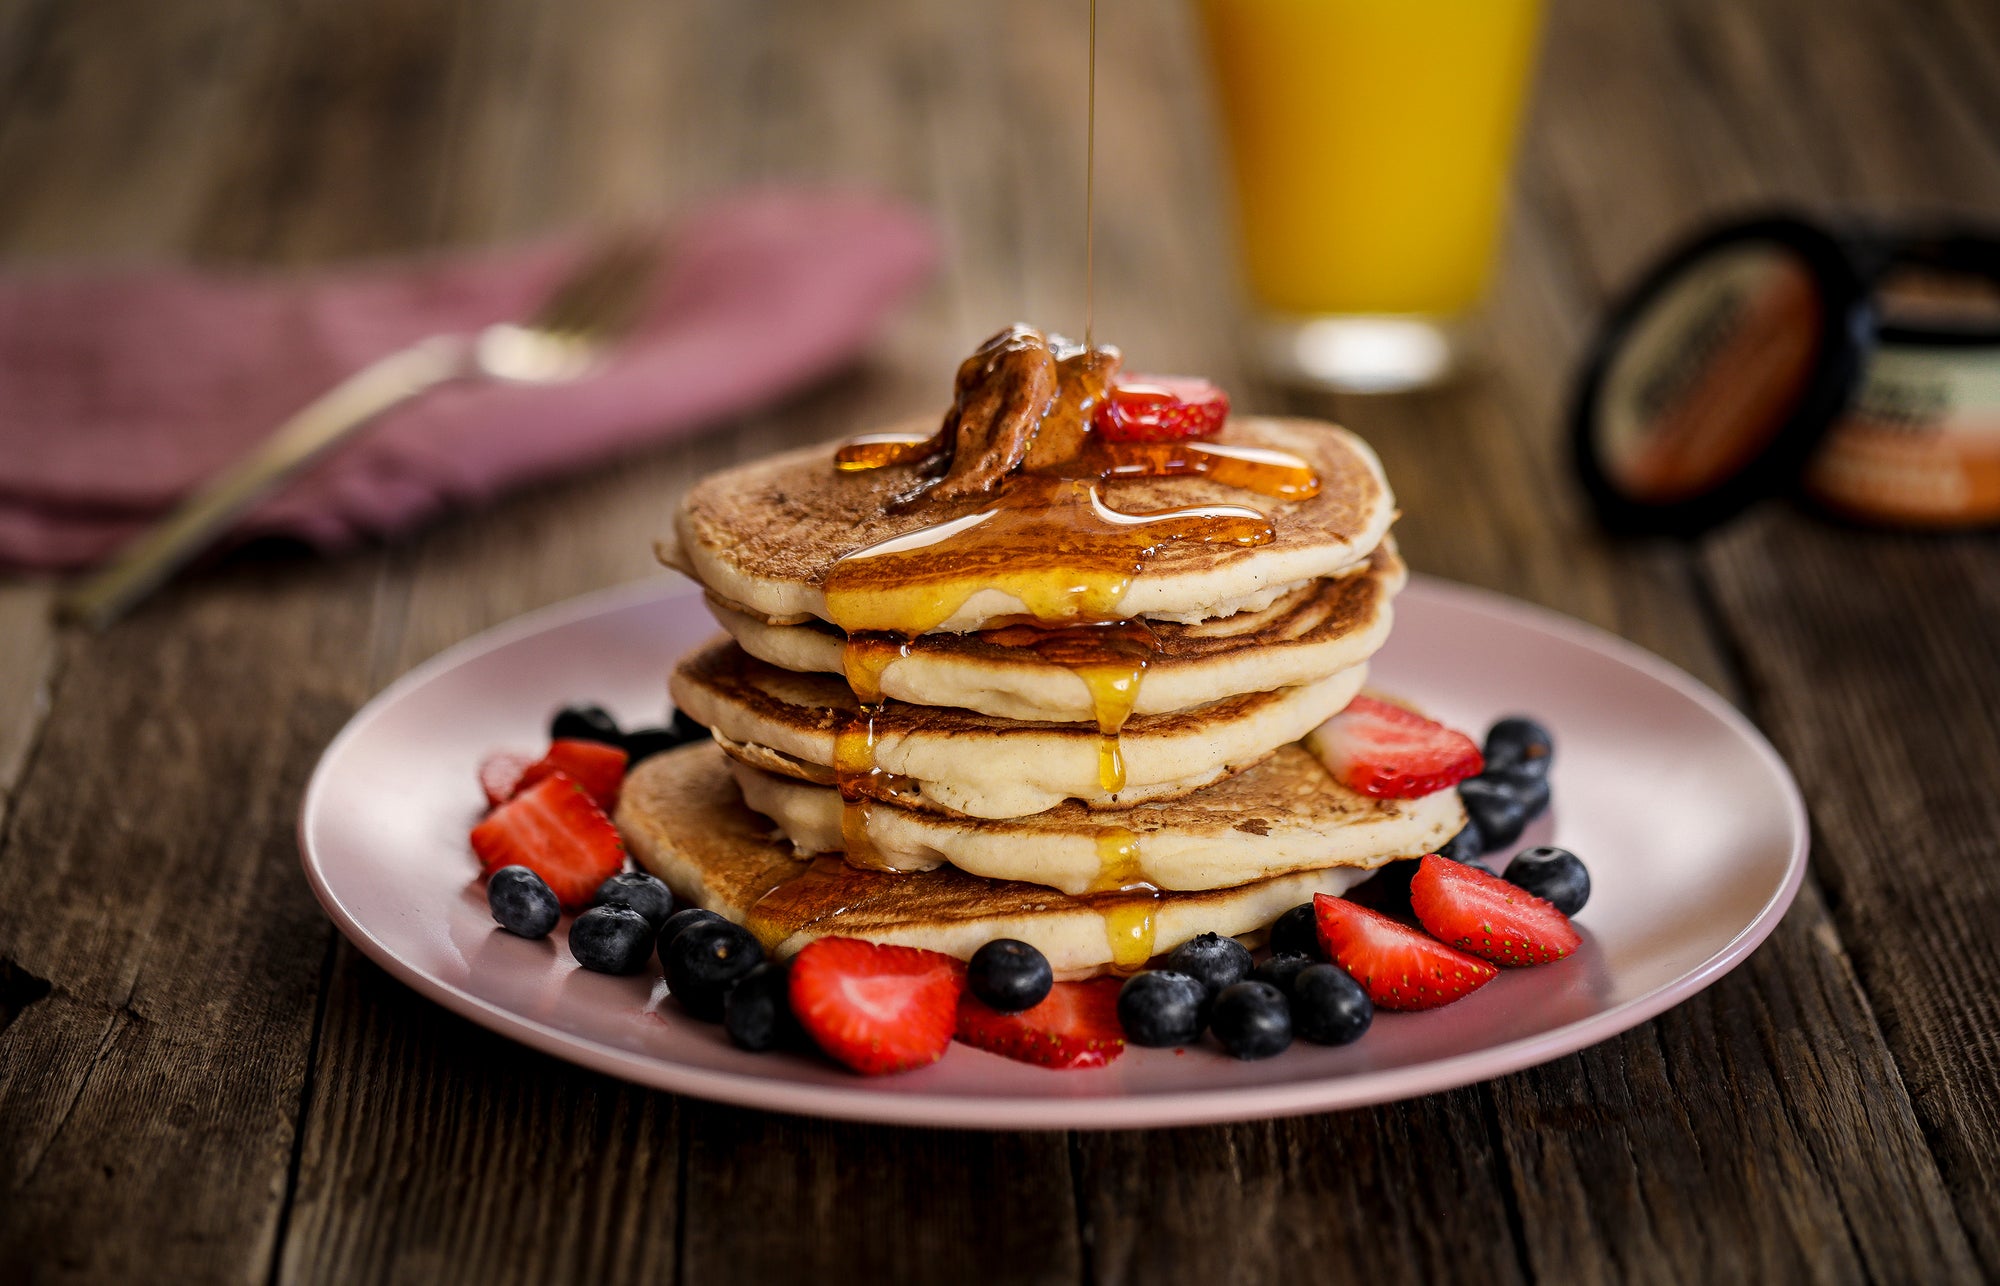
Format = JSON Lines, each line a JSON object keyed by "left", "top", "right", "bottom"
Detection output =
{"left": 1594, "top": 243, "right": 1824, "bottom": 505}
{"left": 1805, "top": 341, "right": 2000, "bottom": 527}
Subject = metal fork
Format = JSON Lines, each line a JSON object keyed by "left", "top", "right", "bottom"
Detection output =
{"left": 57, "top": 233, "right": 662, "bottom": 629}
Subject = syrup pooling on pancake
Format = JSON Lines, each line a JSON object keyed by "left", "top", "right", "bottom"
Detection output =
{"left": 825, "top": 326, "right": 1322, "bottom": 807}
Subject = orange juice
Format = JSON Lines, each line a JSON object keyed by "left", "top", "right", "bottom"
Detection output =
{"left": 1199, "top": 0, "right": 1545, "bottom": 319}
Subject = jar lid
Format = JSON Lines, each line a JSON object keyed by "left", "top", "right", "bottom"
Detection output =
{"left": 1570, "top": 215, "right": 1874, "bottom": 535}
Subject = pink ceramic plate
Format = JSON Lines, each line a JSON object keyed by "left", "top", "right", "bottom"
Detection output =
{"left": 300, "top": 574, "right": 1808, "bottom": 1129}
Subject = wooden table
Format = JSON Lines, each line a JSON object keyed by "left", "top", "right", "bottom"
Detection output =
{"left": 3, "top": 0, "right": 1998, "bottom": 1281}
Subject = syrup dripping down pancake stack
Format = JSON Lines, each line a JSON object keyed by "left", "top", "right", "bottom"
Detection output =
{"left": 617, "top": 325, "right": 1470, "bottom": 977}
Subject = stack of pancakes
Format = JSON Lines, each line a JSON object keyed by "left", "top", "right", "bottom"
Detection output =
{"left": 617, "top": 415, "right": 1464, "bottom": 978}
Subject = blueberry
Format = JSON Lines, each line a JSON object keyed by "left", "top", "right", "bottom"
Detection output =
{"left": 665, "top": 919, "right": 765, "bottom": 1020}
{"left": 1460, "top": 774, "right": 1543, "bottom": 850}
{"left": 659, "top": 907, "right": 725, "bottom": 950}
{"left": 487, "top": 865, "right": 560, "bottom": 939}
{"left": 1290, "top": 962, "right": 1373, "bottom": 1045}
{"left": 593, "top": 871, "right": 674, "bottom": 928}
{"left": 669, "top": 708, "right": 709, "bottom": 743}
{"left": 569, "top": 906, "right": 655, "bottom": 974}
{"left": 1439, "top": 819, "right": 1485, "bottom": 864}
{"left": 1484, "top": 716, "right": 1553, "bottom": 780}
{"left": 1506, "top": 846, "right": 1591, "bottom": 915}
{"left": 967, "top": 938, "right": 1054, "bottom": 1013}
{"left": 1210, "top": 981, "right": 1293, "bottom": 1060}
{"left": 723, "top": 961, "right": 797, "bottom": 1052}
{"left": 551, "top": 703, "right": 622, "bottom": 746}
{"left": 1267, "top": 903, "right": 1323, "bottom": 959}
{"left": 1164, "top": 932, "right": 1253, "bottom": 998}
{"left": 1347, "top": 858, "right": 1419, "bottom": 919}
{"left": 621, "top": 726, "right": 689, "bottom": 764}
{"left": 1251, "top": 952, "right": 1314, "bottom": 999}
{"left": 1117, "top": 970, "right": 1208, "bottom": 1046}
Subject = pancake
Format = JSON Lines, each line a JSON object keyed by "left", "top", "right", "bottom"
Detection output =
{"left": 617, "top": 742, "right": 1393, "bottom": 978}
{"left": 706, "top": 544, "right": 1405, "bottom": 722}
{"left": 660, "top": 416, "right": 1396, "bottom": 633}
{"left": 671, "top": 637, "right": 1369, "bottom": 819}
{"left": 728, "top": 742, "right": 1463, "bottom": 895}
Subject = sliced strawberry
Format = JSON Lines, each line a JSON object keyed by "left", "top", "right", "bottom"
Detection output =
{"left": 1409, "top": 854, "right": 1581, "bottom": 967}
{"left": 1093, "top": 376, "right": 1230, "bottom": 443}
{"left": 954, "top": 978, "right": 1126, "bottom": 1070}
{"left": 517, "top": 738, "right": 628, "bottom": 813}
{"left": 1309, "top": 695, "right": 1484, "bottom": 798}
{"left": 1314, "top": 892, "right": 1496, "bottom": 1010}
{"left": 789, "top": 937, "right": 965, "bottom": 1076}
{"left": 469, "top": 773, "right": 626, "bottom": 911}
{"left": 478, "top": 752, "right": 535, "bottom": 810}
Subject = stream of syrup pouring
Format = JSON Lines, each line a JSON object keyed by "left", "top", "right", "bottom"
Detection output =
{"left": 750, "top": 0, "right": 1321, "bottom": 971}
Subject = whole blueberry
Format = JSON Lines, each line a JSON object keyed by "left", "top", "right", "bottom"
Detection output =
{"left": 593, "top": 871, "right": 674, "bottom": 929}
{"left": 1290, "top": 962, "right": 1374, "bottom": 1046}
{"left": 659, "top": 907, "right": 725, "bottom": 951}
{"left": 1164, "top": 932, "right": 1254, "bottom": 998}
{"left": 723, "top": 961, "right": 797, "bottom": 1052}
{"left": 665, "top": 919, "right": 765, "bottom": 1020}
{"left": 967, "top": 939, "right": 1054, "bottom": 1013}
{"left": 1117, "top": 970, "right": 1208, "bottom": 1047}
{"left": 1210, "top": 981, "right": 1293, "bottom": 1060}
{"left": 620, "top": 726, "right": 690, "bottom": 764}
{"left": 1484, "top": 716, "right": 1554, "bottom": 780}
{"left": 1252, "top": 952, "right": 1315, "bottom": 999}
{"left": 1267, "top": 903, "right": 1323, "bottom": 959}
{"left": 1347, "top": 858, "right": 1419, "bottom": 919}
{"left": 1460, "top": 775, "right": 1539, "bottom": 850}
{"left": 551, "top": 703, "right": 622, "bottom": 746}
{"left": 568, "top": 906, "right": 655, "bottom": 975}
{"left": 1506, "top": 846, "right": 1591, "bottom": 915}
{"left": 1439, "top": 819, "right": 1485, "bottom": 864}
{"left": 487, "top": 865, "right": 560, "bottom": 939}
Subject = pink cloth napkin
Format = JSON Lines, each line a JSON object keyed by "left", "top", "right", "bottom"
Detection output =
{"left": 0, "top": 189, "right": 936, "bottom": 570}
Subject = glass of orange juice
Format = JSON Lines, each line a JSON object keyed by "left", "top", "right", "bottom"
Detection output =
{"left": 1198, "top": 0, "right": 1546, "bottom": 391}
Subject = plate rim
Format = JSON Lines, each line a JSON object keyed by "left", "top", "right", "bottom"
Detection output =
{"left": 298, "top": 573, "right": 1810, "bottom": 1130}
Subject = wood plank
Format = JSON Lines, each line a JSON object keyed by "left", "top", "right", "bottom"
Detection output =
{"left": 680, "top": 1108, "right": 1080, "bottom": 1286}
{"left": 0, "top": 556, "right": 386, "bottom": 1282}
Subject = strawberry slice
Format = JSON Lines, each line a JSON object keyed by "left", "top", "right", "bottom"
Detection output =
{"left": 789, "top": 937, "right": 965, "bottom": 1076}
{"left": 478, "top": 752, "right": 535, "bottom": 810}
{"left": 1409, "top": 854, "right": 1581, "bottom": 967}
{"left": 469, "top": 773, "right": 626, "bottom": 911}
{"left": 1314, "top": 892, "right": 1496, "bottom": 1010}
{"left": 1093, "top": 376, "right": 1230, "bottom": 443}
{"left": 1309, "top": 695, "right": 1484, "bottom": 798}
{"left": 954, "top": 978, "right": 1126, "bottom": 1070}
{"left": 517, "top": 739, "right": 628, "bottom": 813}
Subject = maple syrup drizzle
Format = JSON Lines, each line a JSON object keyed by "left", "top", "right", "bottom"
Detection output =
{"left": 979, "top": 619, "right": 1158, "bottom": 793}
{"left": 743, "top": 854, "right": 858, "bottom": 951}
{"left": 1096, "top": 893, "right": 1160, "bottom": 973}
{"left": 835, "top": 433, "right": 936, "bottom": 472}
{"left": 831, "top": 707, "right": 903, "bottom": 871}
{"left": 1084, "top": 0, "right": 1098, "bottom": 350}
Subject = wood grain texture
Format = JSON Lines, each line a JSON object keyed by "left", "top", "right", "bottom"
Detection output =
{"left": 1, "top": 0, "right": 1997, "bottom": 1281}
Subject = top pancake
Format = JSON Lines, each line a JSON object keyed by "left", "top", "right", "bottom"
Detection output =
{"left": 661, "top": 416, "right": 1396, "bottom": 632}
